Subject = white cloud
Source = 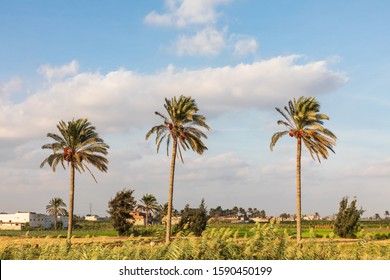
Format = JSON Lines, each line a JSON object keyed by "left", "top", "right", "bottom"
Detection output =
{"left": 37, "top": 60, "right": 79, "bottom": 82}
{"left": 1, "top": 77, "right": 24, "bottom": 105}
{"left": 175, "top": 27, "right": 226, "bottom": 56}
{"left": 232, "top": 36, "right": 259, "bottom": 56}
{"left": 144, "top": 11, "right": 173, "bottom": 26}
{"left": 0, "top": 57, "right": 346, "bottom": 142}
{"left": 0, "top": 77, "right": 23, "bottom": 96}
{"left": 144, "top": 0, "right": 230, "bottom": 28}
{"left": 343, "top": 158, "right": 390, "bottom": 177}
{"left": 179, "top": 153, "right": 250, "bottom": 181}
{"left": 144, "top": 0, "right": 259, "bottom": 57}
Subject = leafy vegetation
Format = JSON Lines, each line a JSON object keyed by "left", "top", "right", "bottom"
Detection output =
{"left": 107, "top": 189, "right": 137, "bottom": 236}
{"left": 334, "top": 197, "right": 364, "bottom": 238}
{"left": 1, "top": 223, "right": 389, "bottom": 260}
{"left": 137, "top": 194, "right": 159, "bottom": 227}
{"left": 46, "top": 197, "right": 67, "bottom": 230}
{"left": 177, "top": 199, "right": 209, "bottom": 236}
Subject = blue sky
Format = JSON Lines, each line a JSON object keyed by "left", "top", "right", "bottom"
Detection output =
{"left": 0, "top": 0, "right": 389, "bottom": 218}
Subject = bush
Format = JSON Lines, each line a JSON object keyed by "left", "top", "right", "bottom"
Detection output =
{"left": 373, "top": 233, "right": 389, "bottom": 240}
{"left": 333, "top": 196, "right": 364, "bottom": 238}
{"left": 107, "top": 189, "right": 137, "bottom": 236}
{"left": 177, "top": 199, "right": 209, "bottom": 236}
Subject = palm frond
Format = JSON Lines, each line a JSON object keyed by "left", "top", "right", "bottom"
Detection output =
{"left": 270, "top": 131, "right": 289, "bottom": 151}
{"left": 271, "top": 96, "right": 336, "bottom": 162}
{"left": 146, "top": 95, "right": 209, "bottom": 162}
{"left": 275, "top": 107, "right": 294, "bottom": 128}
{"left": 41, "top": 118, "right": 109, "bottom": 178}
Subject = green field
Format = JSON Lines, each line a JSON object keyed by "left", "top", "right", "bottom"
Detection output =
{"left": 1, "top": 219, "right": 389, "bottom": 239}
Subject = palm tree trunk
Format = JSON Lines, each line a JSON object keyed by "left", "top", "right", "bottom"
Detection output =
{"left": 166, "top": 138, "right": 177, "bottom": 244}
{"left": 145, "top": 209, "right": 149, "bottom": 227}
{"left": 296, "top": 138, "right": 302, "bottom": 244}
{"left": 67, "top": 164, "right": 75, "bottom": 243}
{"left": 54, "top": 209, "right": 58, "bottom": 230}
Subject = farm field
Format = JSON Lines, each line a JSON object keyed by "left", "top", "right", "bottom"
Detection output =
{"left": 1, "top": 221, "right": 389, "bottom": 260}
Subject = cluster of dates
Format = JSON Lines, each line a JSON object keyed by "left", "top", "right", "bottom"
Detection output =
{"left": 168, "top": 123, "right": 187, "bottom": 140}
{"left": 63, "top": 148, "right": 75, "bottom": 162}
{"left": 289, "top": 129, "right": 316, "bottom": 138}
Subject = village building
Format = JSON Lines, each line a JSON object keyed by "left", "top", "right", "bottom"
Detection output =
{"left": 85, "top": 214, "right": 101, "bottom": 221}
{"left": 0, "top": 212, "right": 68, "bottom": 230}
{"left": 161, "top": 215, "right": 181, "bottom": 225}
{"left": 303, "top": 214, "right": 321, "bottom": 221}
{"left": 250, "top": 217, "right": 272, "bottom": 223}
{"left": 277, "top": 216, "right": 296, "bottom": 222}
{"left": 130, "top": 211, "right": 146, "bottom": 226}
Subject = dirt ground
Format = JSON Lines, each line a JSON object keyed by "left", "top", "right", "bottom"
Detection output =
{"left": 1, "top": 235, "right": 389, "bottom": 248}
{"left": 0, "top": 235, "right": 130, "bottom": 248}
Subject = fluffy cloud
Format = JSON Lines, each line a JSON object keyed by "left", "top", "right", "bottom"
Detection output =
{"left": 144, "top": 0, "right": 259, "bottom": 57}
{"left": 144, "top": 0, "right": 230, "bottom": 28}
{"left": 344, "top": 158, "right": 390, "bottom": 177}
{"left": 37, "top": 60, "right": 79, "bottom": 82}
{"left": 175, "top": 27, "right": 226, "bottom": 56}
{"left": 232, "top": 36, "right": 259, "bottom": 56}
{"left": 0, "top": 77, "right": 23, "bottom": 95}
{"left": 0, "top": 56, "right": 347, "bottom": 142}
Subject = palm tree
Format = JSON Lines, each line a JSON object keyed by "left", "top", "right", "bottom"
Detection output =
{"left": 40, "top": 118, "right": 109, "bottom": 242}
{"left": 270, "top": 96, "right": 336, "bottom": 243}
{"left": 146, "top": 95, "right": 210, "bottom": 244}
{"left": 46, "top": 197, "right": 67, "bottom": 230}
{"left": 137, "top": 194, "right": 159, "bottom": 227}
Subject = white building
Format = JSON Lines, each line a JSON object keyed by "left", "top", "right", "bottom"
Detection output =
{"left": 85, "top": 214, "right": 100, "bottom": 221}
{"left": 0, "top": 212, "right": 68, "bottom": 230}
{"left": 303, "top": 214, "right": 321, "bottom": 221}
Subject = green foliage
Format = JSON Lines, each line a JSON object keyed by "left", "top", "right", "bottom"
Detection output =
{"left": 40, "top": 118, "right": 109, "bottom": 177}
{"left": 46, "top": 197, "right": 67, "bottom": 216}
{"left": 107, "top": 189, "right": 137, "bottom": 236}
{"left": 137, "top": 194, "right": 159, "bottom": 226}
{"left": 177, "top": 199, "right": 209, "bottom": 236}
{"left": 46, "top": 197, "right": 67, "bottom": 230}
{"left": 270, "top": 96, "right": 337, "bottom": 162}
{"left": 145, "top": 95, "right": 210, "bottom": 162}
{"left": 334, "top": 197, "right": 364, "bottom": 238}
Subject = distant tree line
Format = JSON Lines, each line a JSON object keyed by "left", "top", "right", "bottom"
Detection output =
{"left": 209, "top": 206, "right": 266, "bottom": 219}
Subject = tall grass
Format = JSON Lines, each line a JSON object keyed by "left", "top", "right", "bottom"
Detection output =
{"left": 1, "top": 223, "right": 389, "bottom": 260}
